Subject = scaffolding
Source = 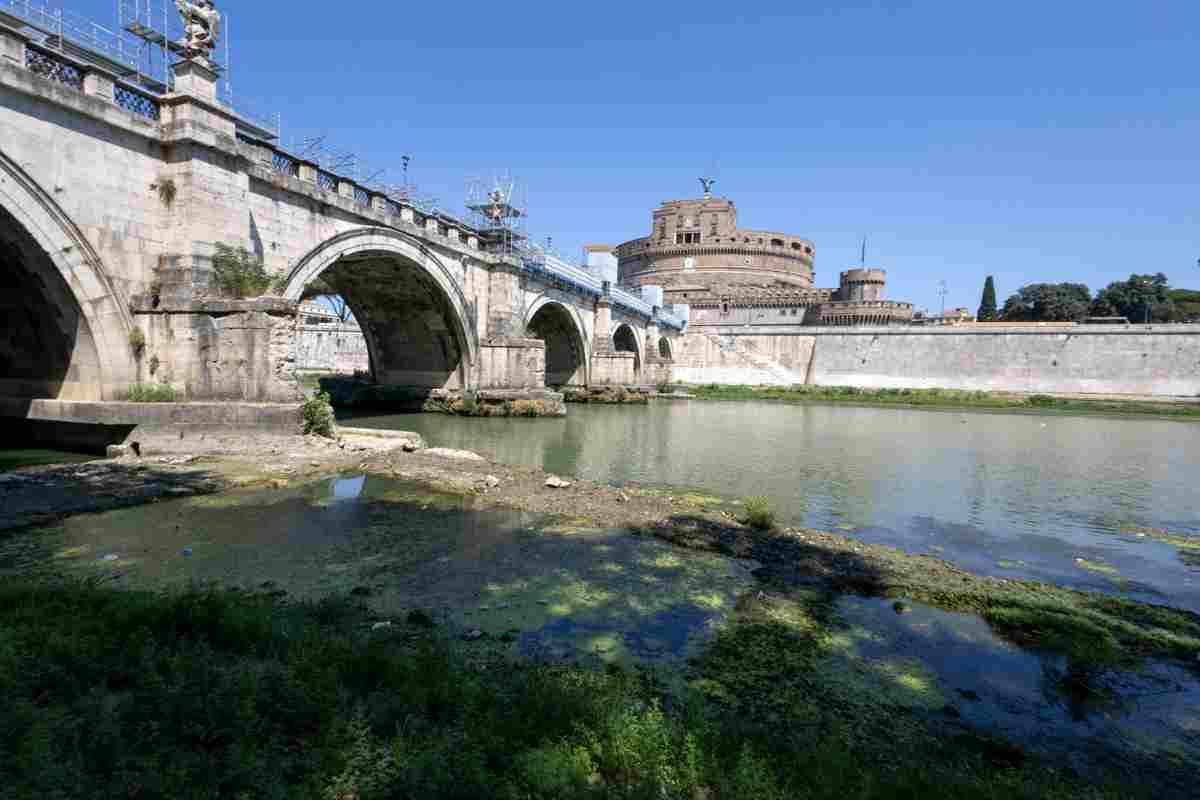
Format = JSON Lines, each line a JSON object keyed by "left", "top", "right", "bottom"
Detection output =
{"left": 0, "top": 0, "right": 278, "bottom": 133}
{"left": 465, "top": 174, "right": 527, "bottom": 255}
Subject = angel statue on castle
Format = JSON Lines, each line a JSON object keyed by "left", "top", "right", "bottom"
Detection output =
{"left": 176, "top": 0, "right": 221, "bottom": 60}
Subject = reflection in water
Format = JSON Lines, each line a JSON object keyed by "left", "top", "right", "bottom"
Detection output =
{"left": 834, "top": 597, "right": 1200, "bottom": 776}
{"left": 333, "top": 474, "right": 366, "bottom": 500}
{"left": 346, "top": 403, "right": 1200, "bottom": 611}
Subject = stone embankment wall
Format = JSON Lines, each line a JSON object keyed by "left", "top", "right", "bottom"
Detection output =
{"left": 295, "top": 325, "right": 370, "bottom": 374}
{"left": 675, "top": 324, "right": 1200, "bottom": 396}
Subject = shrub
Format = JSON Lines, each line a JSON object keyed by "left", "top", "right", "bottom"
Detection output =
{"left": 743, "top": 496, "right": 775, "bottom": 530}
{"left": 1027, "top": 394, "right": 1058, "bottom": 408}
{"left": 128, "top": 327, "right": 146, "bottom": 358}
{"left": 302, "top": 392, "right": 336, "bottom": 438}
{"left": 155, "top": 176, "right": 177, "bottom": 207}
{"left": 211, "top": 243, "right": 275, "bottom": 298}
{"left": 121, "top": 383, "right": 178, "bottom": 402}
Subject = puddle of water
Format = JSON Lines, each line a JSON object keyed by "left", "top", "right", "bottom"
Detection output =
{"left": 332, "top": 475, "right": 366, "bottom": 500}
{"left": 1, "top": 474, "right": 755, "bottom": 667}
{"left": 829, "top": 596, "right": 1200, "bottom": 779}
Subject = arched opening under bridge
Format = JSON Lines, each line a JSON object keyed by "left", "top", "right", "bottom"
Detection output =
{"left": 0, "top": 202, "right": 103, "bottom": 401}
{"left": 526, "top": 301, "right": 587, "bottom": 388}
{"left": 284, "top": 230, "right": 476, "bottom": 394}
{"left": 613, "top": 323, "right": 641, "bottom": 382}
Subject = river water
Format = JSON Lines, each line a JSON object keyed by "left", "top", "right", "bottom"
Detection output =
{"left": 344, "top": 401, "right": 1200, "bottom": 612}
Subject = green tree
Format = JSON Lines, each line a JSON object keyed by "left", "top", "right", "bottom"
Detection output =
{"left": 977, "top": 275, "right": 998, "bottom": 321}
{"left": 1000, "top": 283, "right": 1092, "bottom": 322}
{"left": 1167, "top": 288, "right": 1200, "bottom": 323}
{"left": 1091, "top": 273, "right": 1172, "bottom": 323}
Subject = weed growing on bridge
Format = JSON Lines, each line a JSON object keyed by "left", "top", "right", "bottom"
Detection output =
{"left": 127, "top": 327, "right": 146, "bottom": 358}
{"left": 211, "top": 243, "right": 277, "bottom": 298}
{"left": 154, "top": 176, "right": 177, "bottom": 207}
{"left": 121, "top": 383, "right": 179, "bottom": 402}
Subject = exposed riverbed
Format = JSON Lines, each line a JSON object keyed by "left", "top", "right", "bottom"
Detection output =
{"left": 344, "top": 401, "right": 1200, "bottom": 613}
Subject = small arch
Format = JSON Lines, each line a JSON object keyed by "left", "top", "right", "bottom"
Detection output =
{"left": 612, "top": 323, "right": 642, "bottom": 382}
{"left": 524, "top": 298, "right": 589, "bottom": 387}
{"left": 658, "top": 336, "right": 673, "bottom": 360}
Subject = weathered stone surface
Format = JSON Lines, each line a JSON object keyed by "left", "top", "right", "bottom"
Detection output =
{"left": 545, "top": 475, "right": 572, "bottom": 489}
{"left": 425, "top": 448, "right": 486, "bottom": 463}
{"left": 674, "top": 325, "right": 1200, "bottom": 395}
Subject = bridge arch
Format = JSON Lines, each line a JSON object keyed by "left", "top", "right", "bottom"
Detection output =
{"left": 613, "top": 322, "right": 642, "bottom": 382}
{"left": 284, "top": 228, "right": 478, "bottom": 391}
{"left": 0, "top": 149, "right": 131, "bottom": 401}
{"left": 524, "top": 296, "right": 590, "bottom": 388}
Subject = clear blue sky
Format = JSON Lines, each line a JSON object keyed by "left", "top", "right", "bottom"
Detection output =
{"left": 77, "top": 0, "right": 1200, "bottom": 312}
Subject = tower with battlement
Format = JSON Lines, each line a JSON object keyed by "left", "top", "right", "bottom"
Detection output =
{"left": 613, "top": 189, "right": 913, "bottom": 327}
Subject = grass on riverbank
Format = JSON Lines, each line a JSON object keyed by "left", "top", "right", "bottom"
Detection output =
{"left": 0, "top": 581, "right": 1136, "bottom": 800}
{"left": 685, "top": 384, "right": 1200, "bottom": 418}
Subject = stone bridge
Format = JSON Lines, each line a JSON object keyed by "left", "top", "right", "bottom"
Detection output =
{"left": 0, "top": 27, "right": 683, "bottom": 421}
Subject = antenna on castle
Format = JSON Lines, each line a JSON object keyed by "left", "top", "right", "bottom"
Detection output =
{"left": 860, "top": 237, "right": 867, "bottom": 267}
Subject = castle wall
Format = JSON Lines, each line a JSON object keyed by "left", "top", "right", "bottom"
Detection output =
{"left": 675, "top": 325, "right": 1200, "bottom": 396}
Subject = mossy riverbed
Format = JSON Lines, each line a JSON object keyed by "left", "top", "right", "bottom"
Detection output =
{"left": 3, "top": 441, "right": 1200, "bottom": 797}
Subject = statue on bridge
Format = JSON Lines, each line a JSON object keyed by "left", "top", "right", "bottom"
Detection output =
{"left": 176, "top": 0, "right": 221, "bottom": 61}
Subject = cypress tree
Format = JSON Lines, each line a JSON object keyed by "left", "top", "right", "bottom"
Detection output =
{"left": 978, "top": 275, "right": 998, "bottom": 321}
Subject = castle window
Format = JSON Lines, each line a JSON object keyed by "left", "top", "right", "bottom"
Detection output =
{"left": 675, "top": 232, "right": 700, "bottom": 245}
{"left": 791, "top": 242, "right": 802, "bottom": 250}
{"left": 771, "top": 239, "right": 784, "bottom": 247}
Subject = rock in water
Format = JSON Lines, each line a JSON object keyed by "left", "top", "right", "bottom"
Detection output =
{"left": 462, "top": 629, "right": 486, "bottom": 642}
{"left": 893, "top": 601, "right": 912, "bottom": 615}
{"left": 545, "top": 475, "right": 572, "bottom": 489}
{"left": 483, "top": 475, "right": 501, "bottom": 489}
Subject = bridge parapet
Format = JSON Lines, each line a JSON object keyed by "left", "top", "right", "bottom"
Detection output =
{"left": 525, "top": 252, "right": 686, "bottom": 332}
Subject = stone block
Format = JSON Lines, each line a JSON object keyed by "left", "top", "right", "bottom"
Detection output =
{"left": 0, "top": 29, "right": 25, "bottom": 66}
{"left": 83, "top": 71, "right": 115, "bottom": 103}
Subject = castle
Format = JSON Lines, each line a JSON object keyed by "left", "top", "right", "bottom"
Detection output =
{"left": 608, "top": 184, "right": 914, "bottom": 327}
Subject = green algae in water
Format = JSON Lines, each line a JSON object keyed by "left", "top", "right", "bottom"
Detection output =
{"left": 1075, "top": 557, "right": 1120, "bottom": 576}
{"left": 2, "top": 474, "right": 755, "bottom": 670}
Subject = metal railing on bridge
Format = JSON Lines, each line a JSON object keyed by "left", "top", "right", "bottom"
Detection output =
{"left": 521, "top": 251, "right": 686, "bottom": 331}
